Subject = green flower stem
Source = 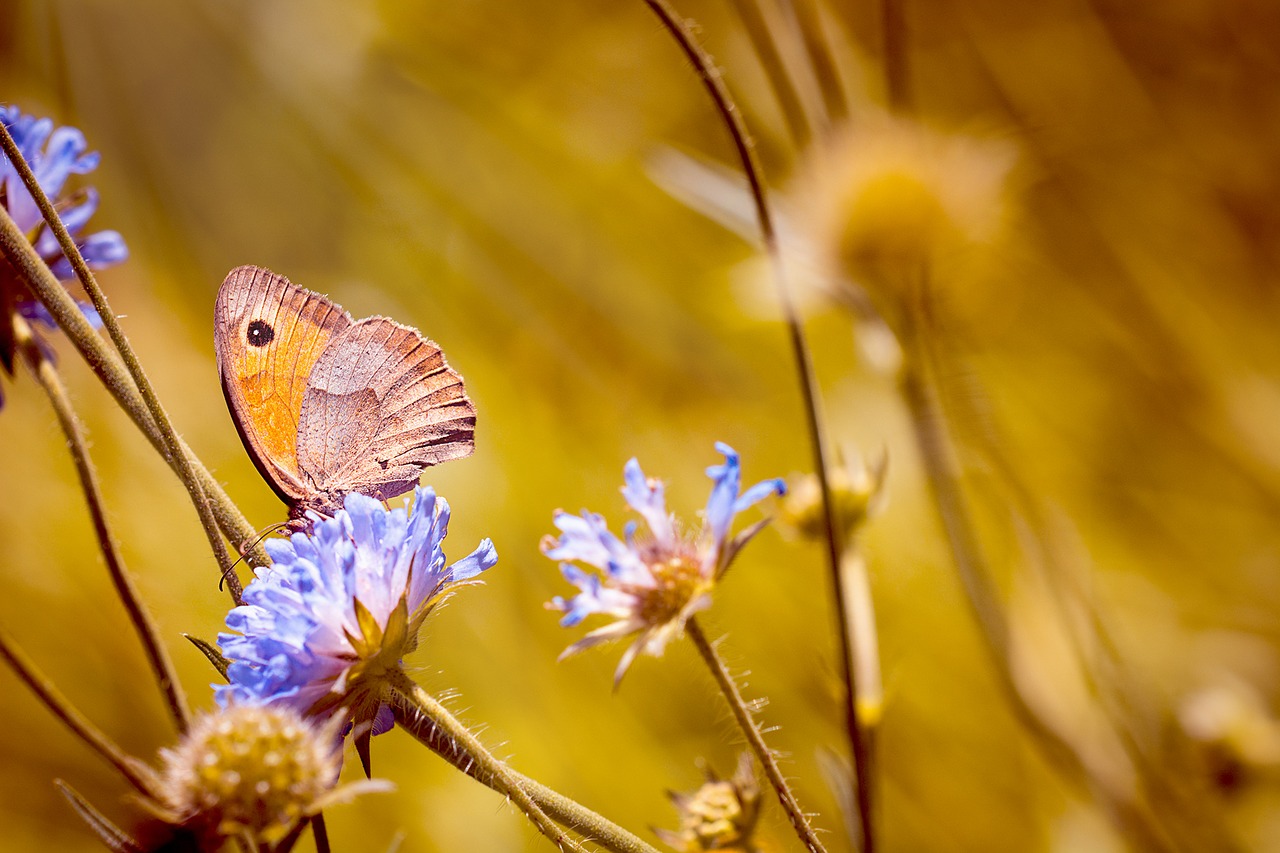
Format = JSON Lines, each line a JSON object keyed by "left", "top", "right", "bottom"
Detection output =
{"left": 387, "top": 669, "right": 571, "bottom": 851}
{"left": 13, "top": 313, "right": 190, "bottom": 734}
{"left": 637, "top": 2, "right": 875, "bottom": 848}
{"left": 392, "top": 695, "right": 660, "bottom": 853}
{"left": 0, "top": 627, "right": 154, "bottom": 796}
{"left": 0, "top": 122, "right": 248, "bottom": 600}
{"left": 687, "top": 618, "right": 828, "bottom": 853}
{"left": 0, "top": 216, "right": 263, "bottom": 583}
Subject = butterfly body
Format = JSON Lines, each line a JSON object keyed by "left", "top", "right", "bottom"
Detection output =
{"left": 215, "top": 265, "right": 475, "bottom": 523}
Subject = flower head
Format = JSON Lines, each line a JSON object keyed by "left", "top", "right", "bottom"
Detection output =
{"left": 656, "top": 753, "right": 763, "bottom": 853}
{"left": 216, "top": 487, "right": 496, "bottom": 767}
{"left": 799, "top": 112, "right": 1015, "bottom": 334}
{"left": 148, "top": 703, "right": 390, "bottom": 846}
{"left": 0, "top": 106, "right": 127, "bottom": 395}
{"left": 544, "top": 443, "right": 784, "bottom": 684}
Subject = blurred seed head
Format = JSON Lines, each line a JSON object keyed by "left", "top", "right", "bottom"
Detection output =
{"left": 149, "top": 704, "right": 383, "bottom": 845}
{"left": 656, "top": 753, "right": 763, "bottom": 852}
{"left": 799, "top": 112, "right": 1017, "bottom": 332}
{"left": 779, "top": 448, "right": 888, "bottom": 542}
{"left": 1180, "top": 678, "right": 1280, "bottom": 794}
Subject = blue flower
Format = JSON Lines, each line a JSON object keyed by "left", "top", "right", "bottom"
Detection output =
{"left": 216, "top": 487, "right": 497, "bottom": 759}
{"left": 1, "top": 106, "right": 126, "bottom": 394}
{"left": 543, "top": 443, "right": 785, "bottom": 684}
{"left": 1, "top": 105, "right": 128, "bottom": 278}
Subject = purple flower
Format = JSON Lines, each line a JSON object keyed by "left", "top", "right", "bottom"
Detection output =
{"left": 216, "top": 487, "right": 496, "bottom": 764}
{"left": 543, "top": 443, "right": 785, "bottom": 684}
{"left": 1, "top": 105, "right": 127, "bottom": 278}
{"left": 1, "top": 106, "right": 126, "bottom": 394}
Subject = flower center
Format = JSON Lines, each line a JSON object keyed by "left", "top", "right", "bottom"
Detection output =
{"left": 629, "top": 552, "right": 708, "bottom": 626}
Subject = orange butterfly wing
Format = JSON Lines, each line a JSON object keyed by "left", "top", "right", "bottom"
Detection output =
{"left": 214, "top": 265, "right": 352, "bottom": 505}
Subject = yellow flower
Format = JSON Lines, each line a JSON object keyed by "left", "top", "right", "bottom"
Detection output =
{"left": 801, "top": 112, "right": 1017, "bottom": 328}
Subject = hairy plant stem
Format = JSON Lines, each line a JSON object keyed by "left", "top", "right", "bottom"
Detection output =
{"left": 392, "top": 696, "right": 660, "bottom": 853}
{"left": 0, "top": 217, "right": 262, "bottom": 586}
{"left": 636, "top": 2, "right": 874, "bottom": 847}
{"left": 687, "top": 618, "right": 828, "bottom": 853}
{"left": 387, "top": 670, "right": 573, "bottom": 851}
{"left": 0, "top": 122, "right": 247, "bottom": 600}
{"left": 0, "top": 628, "right": 153, "bottom": 796}
{"left": 13, "top": 314, "right": 190, "bottom": 733}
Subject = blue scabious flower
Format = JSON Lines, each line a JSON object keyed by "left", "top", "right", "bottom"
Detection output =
{"left": 0, "top": 105, "right": 128, "bottom": 279}
{"left": 543, "top": 443, "right": 785, "bottom": 684}
{"left": 1, "top": 106, "right": 127, "bottom": 393}
{"left": 216, "top": 487, "right": 496, "bottom": 760}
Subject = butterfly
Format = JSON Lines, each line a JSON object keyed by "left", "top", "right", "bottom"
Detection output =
{"left": 214, "top": 265, "right": 475, "bottom": 524}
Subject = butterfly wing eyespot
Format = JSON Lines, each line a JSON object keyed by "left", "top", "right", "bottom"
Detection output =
{"left": 245, "top": 319, "right": 276, "bottom": 347}
{"left": 214, "top": 265, "right": 352, "bottom": 505}
{"left": 217, "top": 266, "right": 476, "bottom": 519}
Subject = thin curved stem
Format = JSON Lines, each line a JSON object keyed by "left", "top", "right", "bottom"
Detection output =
{"left": 636, "top": 3, "right": 874, "bottom": 848}
{"left": 0, "top": 627, "right": 154, "bottom": 796}
{"left": 392, "top": 695, "right": 660, "bottom": 853}
{"left": 13, "top": 314, "right": 190, "bottom": 733}
{"left": 0, "top": 209, "right": 263, "bottom": 582}
{"left": 0, "top": 122, "right": 245, "bottom": 601}
{"left": 387, "top": 670, "right": 571, "bottom": 851}
{"left": 687, "top": 618, "right": 827, "bottom": 853}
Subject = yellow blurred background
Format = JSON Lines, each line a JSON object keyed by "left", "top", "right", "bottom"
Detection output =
{"left": 3, "top": 0, "right": 1280, "bottom": 850}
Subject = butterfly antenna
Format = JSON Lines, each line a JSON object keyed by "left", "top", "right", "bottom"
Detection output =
{"left": 217, "top": 522, "right": 289, "bottom": 591}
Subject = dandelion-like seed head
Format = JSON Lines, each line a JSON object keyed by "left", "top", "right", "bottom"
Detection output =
{"left": 152, "top": 704, "right": 349, "bottom": 844}
{"left": 800, "top": 111, "right": 1015, "bottom": 330}
{"left": 216, "top": 487, "right": 497, "bottom": 764}
{"left": 656, "top": 753, "right": 762, "bottom": 852}
{"left": 544, "top": 443, "right": 784, "bottom": 685}
{"left": 779, "top": 448, "right": 888, "bottom": 542}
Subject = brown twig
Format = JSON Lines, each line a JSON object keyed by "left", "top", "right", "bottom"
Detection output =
{"left": 635, "top": 2, "right": 875, "bottom": 847}
{"left": 687, "top": 618, "right": 828, "bottom": 853}
{"left": 0, "top": 628, "right": 154, "bottom": 796}
{"left": 0, "top": 121, "right": 247, "bottom": 601}
{"left": 13, "top": 313, "right": 190, "bottom": 733}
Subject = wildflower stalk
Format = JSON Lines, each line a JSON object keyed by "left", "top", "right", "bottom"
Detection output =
{"left": 12, "top": 313, "right": 190, "bottom": 733}
{"left": 0, "top": 213, "right": 262, "bottom": 584}
{"left": 784, "top": 0, "right": 848, "bottom": 124}
{"left": 896, "top": 294, "right": 1185, "bottom": 852}
{"left": 386, "top": 669, "right": 571, "bottom": 851}
{"left": 637, "top": 2, "right": 874, "bottom": 847}
{"left": 311, "top": 813, "right": 331, "bottom": 853}
{"left": 391, "top": 695, "right": 661, "bottom": 853}
{"left": 880, "top": 0, "right": 910, "bottom": 111}
{"left": 0, "top": 122, "right": 245, "bottom": 599}
{"left": 687, "top": 618, "right": 827, "bottom": 853}
{"left": 0, "top": 627, "right": 153, "bottom": 796}
{"left": 728, "top": 0, "right": 813, "bottom": 149}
